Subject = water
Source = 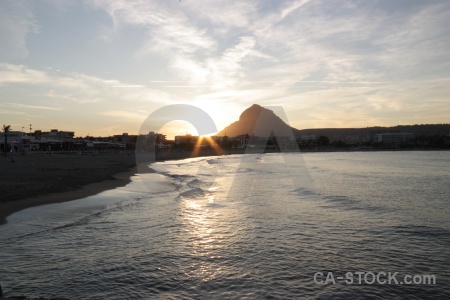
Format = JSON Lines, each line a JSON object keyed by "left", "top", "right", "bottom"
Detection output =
{"left": 0, "top": 151, "right": 449, "bottom": 299}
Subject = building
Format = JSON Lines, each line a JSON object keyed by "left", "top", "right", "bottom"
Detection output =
{"left": 0, "top": 131, "right": 26, "bottom": 152}
{"left": 174, "top": 134, "right": 199, "bottom": 146}
{"left": 233, "top": 134, "right": 250, "bottom": 148}
{"left": 112, "top": 133, "right": 130, "bottom": 144}
{"left": 296, "top": 135, "right": 317, "bottom": 144}
{"left": 33, "top": 129, "right": 75, "bottom": 141}
{"left": 373, "top": 132, "right": 414, "bottom": 146}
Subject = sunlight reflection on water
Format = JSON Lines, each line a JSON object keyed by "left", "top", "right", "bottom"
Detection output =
{"left": 0, "top": 152, "right": 449, "bottom": 299}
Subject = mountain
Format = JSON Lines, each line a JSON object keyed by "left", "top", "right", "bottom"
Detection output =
{"left": 217, "top": 104, "right": 299, "bottom": 137}
{"left": 217, "top": 104, "right": 450, "bottom": 141}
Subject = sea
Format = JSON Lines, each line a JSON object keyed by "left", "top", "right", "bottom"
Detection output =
{"left": 0, "top": 151, "right": 449, "bottom": 299}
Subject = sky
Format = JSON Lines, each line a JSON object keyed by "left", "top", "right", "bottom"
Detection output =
{"left": 0, "top": 0, "right": 449, "bottom": 138}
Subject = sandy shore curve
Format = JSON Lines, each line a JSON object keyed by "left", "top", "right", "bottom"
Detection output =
{"left": 0, "top": 152, "right": 136, "bottom": 225}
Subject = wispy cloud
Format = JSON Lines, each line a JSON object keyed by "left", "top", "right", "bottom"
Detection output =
{"left": 0, "top": 109, "right": 26, "bottom": 115}
{"left": 280, "top": 0, "right": 312, "bottom": 19}
{"left": 101, "top": 110, "right": 147, "bottom": 119}
{"left": 0, "top": 63, "right": 170, "bottom": 104}
{"left": 182, "top": 0, "right": 256, "bottom": 31}
{"left": 91, "top": 0, "right": 216, "bottom": 58}
{"left": 0, "top": 102, "right": 62, "bottom": 111}
{"left": 164, "top": 86, "right": 212, "bottom": 88}
{"left": 0, "top": 1, "right": 39, "bottom": 59}
{"left": 0, "top": 63, "right": 50, "bottom": 84}
{"left": 149, "top": 81, "right": 189, "bottom": 83}
{"left": 2, "top": 0, "right": 449, "bottom": 135}
{"left": 65, "top": 1, "right": 450, "bottom": 127}
{"left": 111, "top": 85, "right": 146, "bottom": 88}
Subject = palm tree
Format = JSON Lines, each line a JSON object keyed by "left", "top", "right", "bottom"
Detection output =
{"left": 2, "top": 124, "right": 11, "bottom": 156}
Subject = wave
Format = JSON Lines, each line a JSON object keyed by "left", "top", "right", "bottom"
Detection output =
{"left": 1, "top": 195, "right": 152, "bottom": 242}
{"left": 390, "top": 225, "right": 450, "bottom": 241}
{"left": 318, "top": 194, "right": 391, "bottom": 214}
{"left": 179, "top": 188, "right": 206, "bottom": 199}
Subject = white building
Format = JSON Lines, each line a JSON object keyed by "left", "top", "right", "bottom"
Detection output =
{"left": 373, "top": 132, "right": 414, "bottom": 145}
{"left": 296, "top": 135, "right": 317, "bottom": 143}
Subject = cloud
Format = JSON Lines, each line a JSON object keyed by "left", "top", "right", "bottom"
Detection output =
{"left": 2, "top": 0, "right": 449, "bottom": 134}
{"left": 0, "top": 102, "right": 62, "bottom": 111}
{"left": 0, "top": 1, "right": 39, "bottom": 59}
{"left": 370, "top": 2, "right": 450, "bottom": 80}
{"left": 120, "top": 1, "right": 450, "bottom": 126}
{"left": 111, "top": 85, "right": 146, "bottom": 88}
{"left": 91, "top": 0, "right": 216, "bottom": 58}
{"left": 0, "top": 63, "right": 50, "bottom": 84}
{"left": 280, "top": 0, "right": 312, "bottom": 19}
{"left": 0, "top": 109, "right": 26, "bottom": 115}
{"left": 181, "top": 0, "right": 256, "bottom": 31}
{"left": 206, "top": 36, "right": 257, "bottom": 88}
{"left": 0, "top": 62, "right": 174, "bottom": 136}
{"left": 0, "top": 63, "right": 170, "bottom": 104}
{"left": 164, "top": 86, "right": 212, "bottom": 88}
{"left": 101, "top": 110, "right": 147, "bottom": 119}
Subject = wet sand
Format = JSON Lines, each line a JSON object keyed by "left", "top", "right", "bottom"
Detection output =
{"left": 0, "top": 149, "right": 244, "bottom": 225}
{"left": 0, "top": 152, "right": 137, "bottom": 225}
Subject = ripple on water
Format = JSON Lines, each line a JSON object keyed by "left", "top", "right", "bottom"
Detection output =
{"left": 1, "top": 152, "right": 449, "bottom": 299}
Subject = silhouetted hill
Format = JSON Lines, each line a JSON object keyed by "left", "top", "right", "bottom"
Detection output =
{"left": 296, "top": 125, "right": 450, "bottom": 141}
{"left": 217, "top": 104, "right": 450, "bottom": 141}
{"left": 218, "top": 104, "right": 299, "bottom": 137}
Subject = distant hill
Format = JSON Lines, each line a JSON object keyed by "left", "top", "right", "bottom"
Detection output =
{"left": 217, "top": 104, "right": 300, "bottom": 137}
{"left": 217, "top": 104, "right": 450, "bottom": 141}
{"left": 296, "top": 125, "right": 450, "bottom": 142}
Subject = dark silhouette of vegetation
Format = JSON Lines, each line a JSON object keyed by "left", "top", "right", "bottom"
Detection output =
{"left": 317, "top": 136, "right": 330, "bottom": 147}
{"left": 330, "top": 140, "right": 347, "bottom": 148}
{"left": 414, "top": 134, "right": 450, "bottom": 149}
{"left": 2, "top": 124, "right": 11, "bottom": 156}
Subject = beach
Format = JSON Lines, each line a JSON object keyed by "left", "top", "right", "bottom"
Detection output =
{"left": 0, "top": 149, "right": 242, "bottom": 225}
{"left": 0, "top": 152, "right": 137, "bottom": 225}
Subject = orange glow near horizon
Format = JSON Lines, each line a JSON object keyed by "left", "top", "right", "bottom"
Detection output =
{"left": 191, "top": 136, "right": 203, "bottom": 158}
{"left": 191, "top": 136, "right": 226, "bottom": 158}
{"left": 205, "top": 136, "right": 227, "bottom": 156}
{"left": 159, "top": 120, "right": 201, "bottom": 140}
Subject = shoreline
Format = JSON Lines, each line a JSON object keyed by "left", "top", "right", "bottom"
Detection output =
{"left": 0, "top": 152, "right": 138, "bottom": 226}
{"left": 1, "top": 149, "right": 447, "bottom": 226}
{"left": 0, "top": 167, "right": 137, "bottom": 226}
{"left": 0, "top": 151, "right": 229, "bottom": 226}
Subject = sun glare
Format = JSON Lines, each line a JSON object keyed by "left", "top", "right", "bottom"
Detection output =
{"left": 159, "top": 120, "right": 199, "bottom": 140}
{"left": 191, "top": 136, "right": 226, "bottom": 158}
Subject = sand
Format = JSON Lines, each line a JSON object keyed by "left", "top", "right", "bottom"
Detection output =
{"left": 0, "top": 152, "right": 137, "bottom": 225}
{"left": 0, "top": 149, "right": 245, "bottom": 225}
